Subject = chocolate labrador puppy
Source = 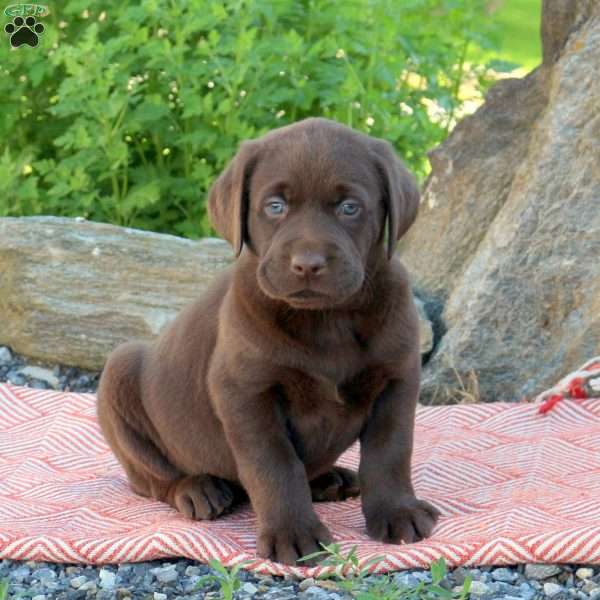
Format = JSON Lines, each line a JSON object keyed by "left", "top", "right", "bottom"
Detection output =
{"left": 97, "top": 117, "right": 439, "bottom": 564}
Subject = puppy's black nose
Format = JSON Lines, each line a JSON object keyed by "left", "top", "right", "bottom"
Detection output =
{"left": 290, "top": 252, "right": 326, "bottom": 277}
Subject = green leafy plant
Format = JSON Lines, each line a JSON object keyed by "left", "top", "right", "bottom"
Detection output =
{"left": 1, "top": 0, "right": 498, "bottom": 238}
{"left": 194, "top": 558, "right": 250, "bottom": 600}
{"left": 300, "top": 543, "right": 472, "bottom": 599}
{"left": 0, "top": 579, "right": 8, "bottom": 600}
{"left": 299, "top": 541, "right": 384, "bottom": 585}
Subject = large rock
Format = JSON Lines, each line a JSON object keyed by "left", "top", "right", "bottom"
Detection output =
{"left": 0, "top": 216, "right": 434, "bottom": 370}
{"left": 0, "top": 217, "right": 233, "bottom": 370}
{"left": 398, "top": 1, "right": 600, "bottom": 403}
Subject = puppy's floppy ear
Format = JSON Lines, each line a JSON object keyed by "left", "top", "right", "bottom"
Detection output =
{"left": 370, "top": 139, "right": 420, "bottom": 259}
{"left": 207, "top": 140, "right": 260, "bottom": 257}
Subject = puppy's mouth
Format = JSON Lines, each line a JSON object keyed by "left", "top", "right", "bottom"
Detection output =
{"left": 285, "top": 288, "right": 332, "bottom": 308}
{"left": 288, "top": 289, "right": 328, "bottom": 300}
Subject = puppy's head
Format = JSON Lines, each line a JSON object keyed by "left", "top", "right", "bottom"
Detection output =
{"left": 208, "top": 117, "right": 419, "bottom": 309}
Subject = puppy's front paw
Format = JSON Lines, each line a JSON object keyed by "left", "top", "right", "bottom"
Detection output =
{"left": 364, "top": 495, "right": 440, "bottom": 544}
{"left": 257, "top": 517, "right": 332, "bottom": 565}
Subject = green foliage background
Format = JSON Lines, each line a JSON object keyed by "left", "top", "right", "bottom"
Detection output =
{"left": 1, "top": 0, "right": 503, "bottom": 238}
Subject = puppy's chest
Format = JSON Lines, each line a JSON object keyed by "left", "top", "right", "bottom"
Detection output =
{"left": 293, "top": 317, "right": 368, "bottom": 382}
{"left": 278, "top": 366, "right": 388, "bottom": 470}
{"left": 281, "top": 381, "right": 361, "bottom": 462}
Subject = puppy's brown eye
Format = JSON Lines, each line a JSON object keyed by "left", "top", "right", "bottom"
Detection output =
{"left": 337, "top": 200, "right": 361, "bottom": 217}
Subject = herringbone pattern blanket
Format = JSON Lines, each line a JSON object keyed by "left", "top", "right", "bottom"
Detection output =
{"left": 1, "top": 358, "right": 599, "bottom": 575}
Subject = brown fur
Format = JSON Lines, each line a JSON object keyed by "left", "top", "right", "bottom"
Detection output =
{"left": 97, "top": 117, "right": 439, "bottom": 565}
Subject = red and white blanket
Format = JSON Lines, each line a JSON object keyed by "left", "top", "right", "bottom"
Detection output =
{"left": 1, "top": 357, "right": 599, "bottom": 576}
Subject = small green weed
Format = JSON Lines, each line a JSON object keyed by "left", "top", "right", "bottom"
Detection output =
{"left": 0, "top": 579, "right": 8, "bottom": 600}
{"left": 300, "top": 542, "right": 472, "bottom": 599}
{"left": 194, "top": 558, "right": 251, "bottom": 600}
{"left": 191, "top": 545, "right": 472, "bottom": 599}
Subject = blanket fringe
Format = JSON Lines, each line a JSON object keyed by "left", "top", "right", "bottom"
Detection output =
{"left": 537, "top": 357, "right": 600, "bottom": 414}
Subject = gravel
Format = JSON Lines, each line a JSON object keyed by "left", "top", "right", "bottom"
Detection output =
{"left": 2, "top": 344, "right": 600, "bottom": 599}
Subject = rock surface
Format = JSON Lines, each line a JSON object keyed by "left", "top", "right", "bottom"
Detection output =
{"left": 398, "top": 0, "right": 600, "bottom": 403}
{"left": 0, "top": 217, "right": 232, "bottom": 370}
{"left": 0, "top": 216, "right": 433, "bottom": 370}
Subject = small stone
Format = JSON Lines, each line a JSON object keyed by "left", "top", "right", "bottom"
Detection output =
{"left": 241, "top": 582, "right": 258, "bottom": 595}
{"left": 185, "top": 566, "right": 201, "bottom": 577}
{"left": 154, "top": 593, "right": 167, "bottom": 600}
{"left": 76, "top": 375, "right": 91, "bottom": 388}
{"left": 299, "top": 578, "right": 315, "bottom": 591}
{"left": 116, "top": 589, "right": 132, "bottom": 599}
{"left": 544, "top": 582, "right": 564, "bottom": 597}
{"left": 302, "top": 585, "right": 328, "bottom": 597}
{"left": 7, "top": 371, "right": 26, "bottom": 385}
{"left": 18, "top": 366, "right": 60, "bottom": 387}
{"left": 11, "top": 566, "right": 30, "bottom": 582}
{"left": 491, "top": 567, "right": 518, "bottom": 583}
{"left": 589, "top": 589, "right": 600, "bottom": 600}
{"left": 33, "top": 567, "right": 57, "bottom": 582}
{"left": 32, "top": 596, "right": 46, "bottom": 600}
{"left": 65, "top": 566, "right": 80, "bottom": 575}
{"left": 79, "top": 580, "right": 97, "bottom": 593}
{"left": 469, "top": 581, "right": 490, "bottom": 596}
{"left": 576, "top": 567, "right": 594, "bottom": 580}
{"left": 439, "top": 577, "right": 453, "bottom": 591}
{"left": 0, "top": 347, "right": 12, "bottom": 364}
{"left": 184, "top": 576, "right": 201, "bottom": 592}
{"left": 450, "top": 567, "right": 470, "bottom": 586}
{"left": 394, "top": 573, "right": 422, "bottom": 588}
{"left": 70, "top": 575, "right": 87, "bottom": 588}
{"left": 316, "top": 580, "right": 338, "bottom": 590}
{"left": 519, "top": 582, "right": 537, "bottom": 600}
{"left": 117, "top": 564, "right": 133, "bottom": 574}
{"left": 99, "top": 567, "right": 116, "bottom": 588}
{"left": 559, "top": 571, "right": 574, "bottom": 586}
{"left": 525, "top": 564, "right": 562, "bottom": 580}
{"left": 151, "top": 563, "right": 178, "bottom": 583}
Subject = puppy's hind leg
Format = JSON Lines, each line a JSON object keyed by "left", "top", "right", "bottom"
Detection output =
{"left": 310, "top": 467, "right": 360, "bottom": 502}
{"left": 97, "top": 342, "right": 235, "bottom": 520}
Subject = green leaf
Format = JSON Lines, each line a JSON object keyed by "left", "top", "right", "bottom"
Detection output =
{"left": 194, "top": 574, "right": 219, "bottom": 590}
{"left": 208, "top": 558, "right": 229, "bottom": 576}
{"left": 430, "top": 557, "right": 447, "bottom": 583}
{"left": 0, "top": 578, "right": 8, "bottom": 600}
{"left": 131, "top": 100, "right": 170, "bottom": 126}
{"left": 29, "top": 61, "right": 47, "bottom": 87}
{"left": 121, "top": 181, "right": 161, "bottom": 212}
{"left": 485, "top": 58, "right": 522, "bottom": 73}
